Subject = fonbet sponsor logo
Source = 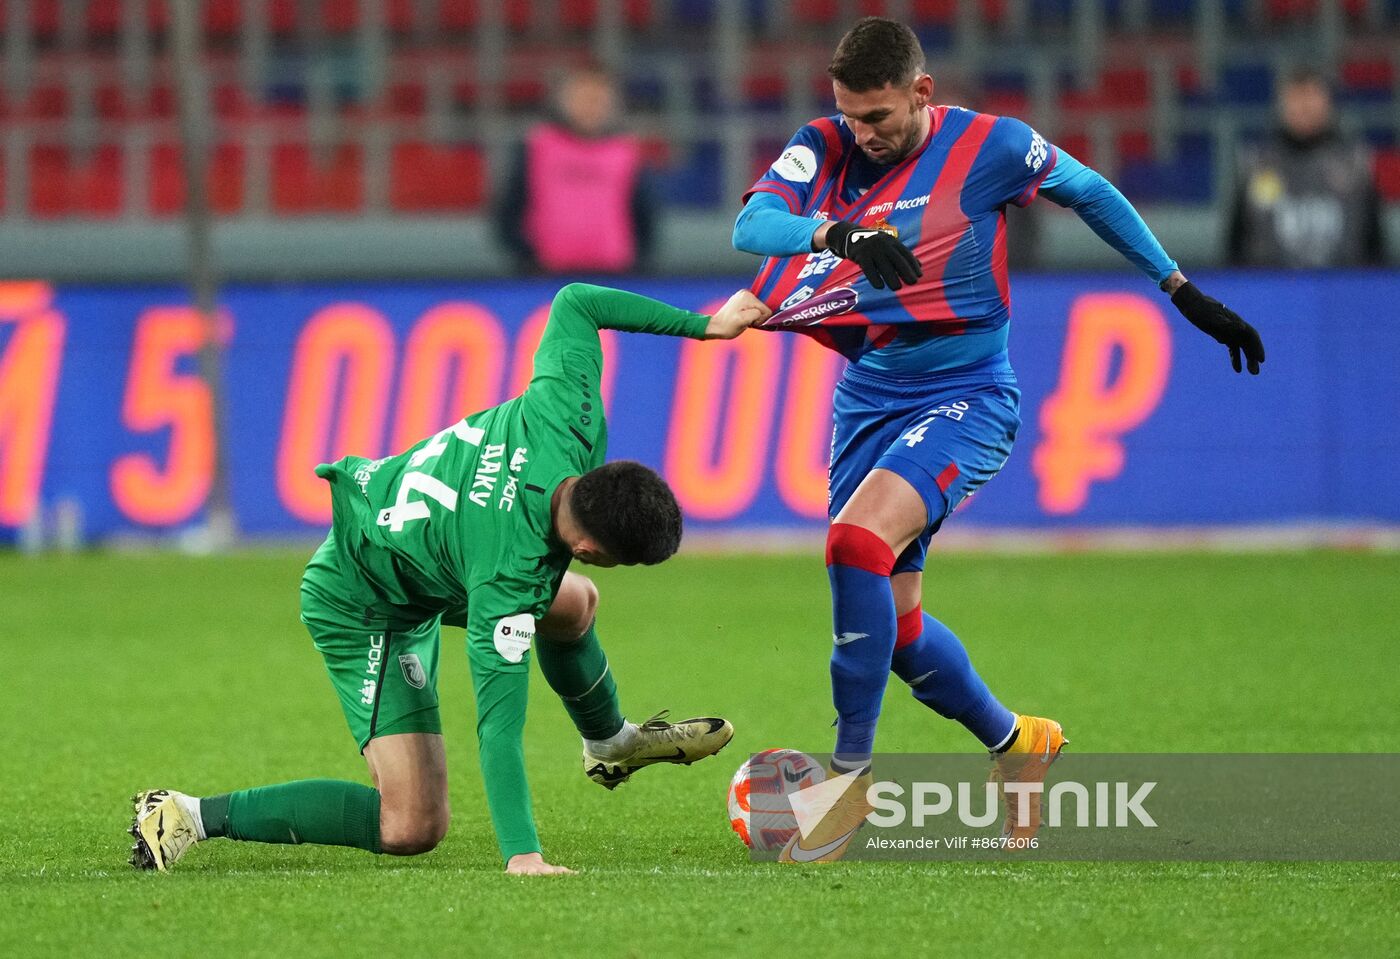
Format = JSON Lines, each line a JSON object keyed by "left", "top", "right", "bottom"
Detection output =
{"left": 771, "top": 286, "right": 858, "bottom": 327}
{"left": 494, "top": 613, "right": 536, "bottom": 663}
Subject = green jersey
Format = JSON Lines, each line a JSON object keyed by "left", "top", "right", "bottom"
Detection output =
{"left": 306, "top": 283, "right": 709, "bottom": 858}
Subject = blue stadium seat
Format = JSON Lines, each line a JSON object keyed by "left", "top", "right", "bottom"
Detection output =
{"left": 1218, "top": 64, "right": 1274, "bottom": 104}
{"left": 655, "top": 141, "right": 723, "bottom": 208}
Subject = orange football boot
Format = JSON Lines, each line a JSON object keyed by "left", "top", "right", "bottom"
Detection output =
{"left": 989, "top": 715, "right": 1067, "bottom": 843}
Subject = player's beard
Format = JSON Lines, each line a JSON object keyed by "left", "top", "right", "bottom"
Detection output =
{"left": 868, "top": 109, "right": 925, "bottom": 166}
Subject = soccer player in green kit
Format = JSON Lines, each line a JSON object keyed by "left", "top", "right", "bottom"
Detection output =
{"left": 129, "top": 283, "right": 772, "bottom": 876}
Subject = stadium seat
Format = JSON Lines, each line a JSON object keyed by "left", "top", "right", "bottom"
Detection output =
{"left": 1339, "top": 57, "right": 1396, "bottom": 105}
{"left": 321, "top": 0, "right": 360, "bottom": 32}
{"left": 389, "top": 142, "right": 485, "bottom": 211}
{"left": 559, "top": 0, "right": 655, "bottom": 30}
{"left": 22, "top": 85, "right": 69, "bottom": 121}
{"left": 1218, "top": 64, "right": 1274, "bottom": 105}
{"left": 1375, "top": 148, "right": 1400, "bottom": 202}
{"left": 85, "top": 0, "right": 122, "bottom": 38}
{"left": 30, "top": 0, "right": 61, "bottom": 41}
{"left": 204, "top": 0, "right": 244, "bottom": 38}
{"left": 1117, "top": 130, "right": 1153, "bottom": 161}
{"left": 271, "top": 142, "right": 363, "bottom": 214}
{"left": 654, "top": 140, "right": 722, "bottom": 208}
{"left": 386, "top": 81, "right": 427, "bottom": 117}
{"left": 910, "top": 1, "right": 959, "bottom": 26}
{"left": 28, "top": 144, "right": 124, "bottom": 219}
{"left": 270, "top": 0, "right": 299, "bottom": 34}
{"left": 149, "top": 142, "right": 246, "bottom": 216}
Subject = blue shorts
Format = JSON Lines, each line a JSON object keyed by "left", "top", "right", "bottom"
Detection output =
{"left": 828, "top": 359, "right": 1021, "bottom": 574}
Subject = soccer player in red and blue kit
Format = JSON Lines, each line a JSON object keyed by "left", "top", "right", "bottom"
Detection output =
{"left": 733, "top": 17, "right": 1266, "bottom": 862}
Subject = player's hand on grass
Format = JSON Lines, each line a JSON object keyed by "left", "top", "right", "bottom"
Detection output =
{"left": 705, "top": 289, "right": 772, "bottom": 339}
{"left": 1170, "top": 280, "right": 1265, "bottom": 375}
{"left": 823, "top": 219, "right": 923, "bottom": 291}
{"left": 506, "top": 852, "right": 576, "bottom": 876}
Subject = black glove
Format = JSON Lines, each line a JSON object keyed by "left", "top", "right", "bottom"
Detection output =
{"left": 824, "top": 220, "right": 923, "bottom": 291}
{"left": 1170, "top": 281, "right": 1265, "bottom": 375}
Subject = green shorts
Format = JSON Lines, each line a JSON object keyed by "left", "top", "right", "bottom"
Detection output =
{"left": 300, "top": 543, "right": 443, "bottom": 751}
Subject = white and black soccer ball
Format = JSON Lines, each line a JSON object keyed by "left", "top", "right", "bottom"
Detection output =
{"left": 727, "top": 748, "right": 825, "bottom": 851}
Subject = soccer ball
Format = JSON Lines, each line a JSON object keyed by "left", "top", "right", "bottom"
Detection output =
{"left": 727, "top": 749, "right": 825, "bottom": 851}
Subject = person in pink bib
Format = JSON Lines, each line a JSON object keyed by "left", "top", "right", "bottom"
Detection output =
{"left": 494, "top": 65, "right": 655, "bottom": 274}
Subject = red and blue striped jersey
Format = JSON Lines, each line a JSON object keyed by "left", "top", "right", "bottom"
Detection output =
{"left": 746, "top": 106, "right": 1057, "bottom": 374}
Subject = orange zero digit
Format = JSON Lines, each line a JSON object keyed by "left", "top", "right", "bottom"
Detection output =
{"left": 775, "top": 336, "right": 843, "bottom": 519}
{"left": 508, "top": 302, "right": 619, "bottom": 408}
{"left": 391, "top": 302, "right": 506, "bottom": 452}
{"left": 276, "top": 303, "right": 396, "bottom": 524}
{"left": 664, "top": 306, "right": 782, "bottom": 521}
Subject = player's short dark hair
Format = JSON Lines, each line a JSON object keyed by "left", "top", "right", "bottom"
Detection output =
{"left": 571, "top": 461, "right": 683, "bottom": 565}
{"left": 828, "top": 17, "right": 926, "bottom": 92}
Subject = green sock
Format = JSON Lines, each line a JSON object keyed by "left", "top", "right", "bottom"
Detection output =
{"left": 200, "top": 780, "right": 381, "bottom": 853}
{"left": 536, "top": 623, "right": 625, "bottom": 740}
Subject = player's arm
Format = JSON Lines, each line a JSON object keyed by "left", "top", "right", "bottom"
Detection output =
{"left": 539, "top": 282, "right": 768, "bottom": 358}
{"left": 732, "top": 122, "right": 921, "bottom": 290}
{"left": 465, "top": 597, "right": 572, "bottom": 875}
{"left": 1037, "top": 146, "right": 1266, "bottom": 375}
{"left": 734, "top": 194, "right": 922, "bottom": 291}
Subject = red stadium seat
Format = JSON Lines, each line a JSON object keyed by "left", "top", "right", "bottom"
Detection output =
{"left": 440, "top": 0, "right": 477, "bottom": 30}
{"left": 559, "top": 0, "right": 653, "bottom": 29}
{"left": 793, "top": 0, "right": 839, "bottom": 25}
{"left": 204, "top": 0, "right": 243, "bottom": 37}
{"left": 31, "top": 0, "right": 61, "bottom": 40}
{"left": 29, "top": 146, "right": 69, "bottom": 217}
{"left": 389, "top": 142, "right": 486, "bottom": 211}
{"left": 1341, "top": 58, "right": 1395, "bottom": 93}
{"left": 23, "top": 85, "right": 69, "bottom": 120}
{"left": 502, "top": 77, "right": 549, "bottom": 107}
{"left": 85, "top": 0, "right": 121, "bottom": 37}
{"left": 28, "top": 144, "right": 123, "bottom": 219}
{"left": 212, "top": 83, "right": 254, "bottom": 119}
{"left": 387, "top": 81, "right": 427, "bottom": 117}
{"left": 1101, "top": 68, "right": 1150, "bottom": 108}
{"left": 270, "top": 0, "right": 298, "bottom": 33}
{"left": 272, "top": 142, "right": 363, "bottom": 214}
{"left": 150, "top": 142, "right": 246, "bottom": 216}
{"left": 322, "top": 0, "right": 359, "bottom": 32}
{"left": 1375, "top": 148, "right": 1400, "bottom": 202}
{"left": 386, "top": 0, "right": 416, "bottom": 32}
{"left": 439, "top": 0, "right": 530, "bottom": 30}
{"left": 94, "top": 83, "right": 129, "bottom": 120}
{"left": 1116, "top": 130, "right": 1153, "bottom": 161}
{"left": 1057, "top": 132, "right": 1091, "bottom": 166}
{"left": 910, "top": 0, "right": 958, "bottom": 25}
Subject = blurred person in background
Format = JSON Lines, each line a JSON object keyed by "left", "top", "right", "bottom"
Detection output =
{"left": 493, "top": 65, "right": 657, "bottom": 274}
{"left": 1227, "top": 67, "right": 1386, "bottom": 268}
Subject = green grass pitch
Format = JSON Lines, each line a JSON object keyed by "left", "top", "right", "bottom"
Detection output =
{"left": 3, "top": 548, "right": 1398, "bottom": 957}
